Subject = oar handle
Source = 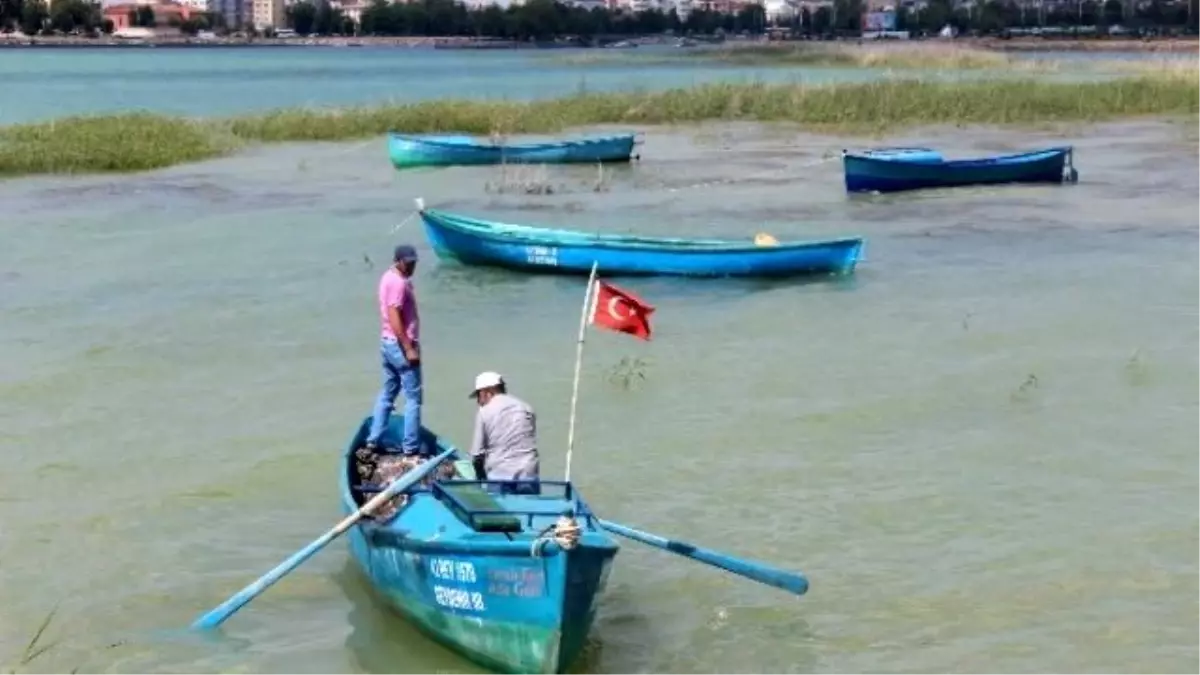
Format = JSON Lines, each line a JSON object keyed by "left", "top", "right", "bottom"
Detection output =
{"left": 191, "top": 447, "right": 456, "bottom": 630}
{"left": 598, "top": 518, "right": 809, "bottom": 597}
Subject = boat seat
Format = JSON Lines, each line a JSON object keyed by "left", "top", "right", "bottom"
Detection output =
{"left": 438, "top": 483, "right": 524, "bottom": 534}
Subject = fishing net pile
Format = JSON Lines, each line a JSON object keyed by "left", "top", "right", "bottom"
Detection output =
{"left": 354, "top": 447, "right": 463, "bottom": 519}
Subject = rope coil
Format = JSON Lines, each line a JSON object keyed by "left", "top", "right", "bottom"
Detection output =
{"left": 531, "top": 515, "right": 582, "bottom": 558}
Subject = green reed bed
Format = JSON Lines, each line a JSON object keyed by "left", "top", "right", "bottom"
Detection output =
{"left": 554, "top": 42, "right": 1031, "bottom": 70}
{"left": 1, "top": 73, "right": 1195, "bottom": 177}
{"left": 0, "top": 113, "right": 234, "bottom": 176}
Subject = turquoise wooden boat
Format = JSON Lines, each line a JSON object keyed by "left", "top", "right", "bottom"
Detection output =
{"left": 417, "top": 203, "right": 864, "bottom": 278}
{"left": 842, "top": 146, "right": 1079, "bottom": 193}
{"left": 387, "top": 132, "right": 639, "bottom": 168}
{"left": 340, "top": 416, "right": 619, "bottom": 674}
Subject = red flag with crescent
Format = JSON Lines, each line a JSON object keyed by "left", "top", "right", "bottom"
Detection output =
{"left": 590, "top": 279, "right": 654, "bottom": 341}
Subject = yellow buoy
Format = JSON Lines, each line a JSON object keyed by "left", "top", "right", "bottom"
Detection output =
{"left": 754, "top": 233, "right": 779, "bottom": 246}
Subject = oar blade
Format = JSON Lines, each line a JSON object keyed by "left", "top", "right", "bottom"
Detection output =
{"left": 598, "top": 519, "right": 809, "bottom": 596}
{"left": 191, "top": 447, "right": 455, "bottom": 630}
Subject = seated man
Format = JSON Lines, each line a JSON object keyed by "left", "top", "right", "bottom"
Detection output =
{"left": 468, "top": 371, "right": 540, "bottom": 493}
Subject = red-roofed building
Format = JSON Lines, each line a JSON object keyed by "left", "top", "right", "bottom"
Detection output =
{"left": 103, "top": 0, "right": 194, "bottom": 32}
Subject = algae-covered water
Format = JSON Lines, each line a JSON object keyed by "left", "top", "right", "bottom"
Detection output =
{"left": 0, "top": 48, "right": 1197, "bottom": 674}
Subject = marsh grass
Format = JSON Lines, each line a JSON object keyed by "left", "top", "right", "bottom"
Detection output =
{"left": 554, "top": 42, "right": 1042, "bottom": 71}
{"left": 0, "top": 113, "right": 234, "bottom": 176}
{"left": 486, "top": 162, "right": 558, "bottom": 195}
{"left": 6, "top": 607, "right": 64, "bottom": 674}
{"left": 608, "top": 356, "right": 649, "bottom": 390}
{"left": 1, "top": 73, "right": 1196, "bottom": 177}
{"left": 1106, "top": 57, "right": 1200, "bottom": 78}
{"left": 232, "top": 75, "right": 1193, "bottom": 136}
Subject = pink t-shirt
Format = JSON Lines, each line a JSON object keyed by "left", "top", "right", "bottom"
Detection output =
{"left": 379, "top": 268, "right": 419, "bottom": 343}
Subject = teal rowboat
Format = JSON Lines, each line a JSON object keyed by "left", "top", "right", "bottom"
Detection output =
{"left": 340, "top": 416, "right": 619, "bottom": 674}
{"left": 387, "top": 132, "right": 639, "bottom": 168}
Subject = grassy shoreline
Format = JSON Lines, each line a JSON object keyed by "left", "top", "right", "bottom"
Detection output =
{"left": 1, "top": 72, "right": 1195, "bottom": 177}
{"left": 554, "top": 42, "right": 1037, "bottom": 69}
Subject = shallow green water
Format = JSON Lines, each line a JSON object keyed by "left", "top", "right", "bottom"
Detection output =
{"left": 0, "top": 115, "right": 1196, "bottom": 673}
{"left": 2, "top": 38, "right": 1198, "bottom": 675}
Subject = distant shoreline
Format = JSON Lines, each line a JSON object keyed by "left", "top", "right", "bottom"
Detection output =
{"left": 0, "top": 34, "right": 1196, "bottom": 53}
{"left": 0, "top": 35, "right": 529, "bottom": 49}
{"left": 969, "top": 36, "right": 1198, "bottom": 53}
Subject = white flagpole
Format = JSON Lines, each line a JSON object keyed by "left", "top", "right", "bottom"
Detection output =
{"left": 564, "top": 261, "right": 599, "bottom": 483}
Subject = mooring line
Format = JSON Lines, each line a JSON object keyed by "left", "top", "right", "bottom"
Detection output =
{"left": 391, "top": 210, "right": 418, "bottom": 234}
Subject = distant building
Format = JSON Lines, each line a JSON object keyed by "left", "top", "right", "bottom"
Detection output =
{"left": 252, "top": 0, "right": 286, "bottom": 29}
{"left": 608, "top": 0, "right": 696, "bottom": 11}
{"left": 103, "top": 0, "right": 194, "bottom": 31}
{"left": 763, "top": 0, "right": 797, "bottom": 21}
{"left": 334, "top": 0, "right": 367, "bottom": 22}
{"left": 209, "top": 0, "right": 252, "bottom": 29}
{"left": 457, "top": 0, "right": 528, "bottom": 7}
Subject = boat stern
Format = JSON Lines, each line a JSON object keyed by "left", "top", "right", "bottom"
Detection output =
{"left": 550, "top": 531, "right": 620, "bottom": 672}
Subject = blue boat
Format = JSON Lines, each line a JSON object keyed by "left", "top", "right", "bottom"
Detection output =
{"left": 842, "top": 146, "right": 1079, "bottom": 193}
{"left": 387, "top": 132, "right": 639, "bottom": 168}
{"left": 417, "top": 202, "right": 864, "bottom": 278}
{"left": 341, "top": 416, "right": 619, "bottom": 674}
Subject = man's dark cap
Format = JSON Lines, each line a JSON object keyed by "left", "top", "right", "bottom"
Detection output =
{"left": 393, "top": 244, "right": 419, "bottom": 263}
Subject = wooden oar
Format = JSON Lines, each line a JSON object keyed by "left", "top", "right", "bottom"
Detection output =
{"left": 191, "top": 447, "right": 456, "bottom": 630}
{"left": 597, "top": 519, "right": 809, "bottom": 597}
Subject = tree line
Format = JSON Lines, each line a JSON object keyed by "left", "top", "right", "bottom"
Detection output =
{"left": 1, "top": 0, "right": 106, "bottom": 35}
{"left": 0, "top": 0, "right": 222, "bottom": 36}
{"left": 284, "top": 0, "right": 766, "bottom": 39}
{"left": 861, "top": 0, "right": 1197, "bottom": 35}
{"left": 283, "top": 0, "right": 1193, "bottom": 39}
{"left": 2, "top": 0, "right": 1194, "bottom": 38}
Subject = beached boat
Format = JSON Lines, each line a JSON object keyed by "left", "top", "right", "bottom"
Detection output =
{"left": 416, "top": 202, "right": 864, "bottom": 278}
{"left": 842, "top": 146, "right": 1078, "bottom": 193}
{"left": 340, "top": 416, "right": 619, "bottom": 674}
{"left": 387, "top": 132, "right": 639, "bottom": 168}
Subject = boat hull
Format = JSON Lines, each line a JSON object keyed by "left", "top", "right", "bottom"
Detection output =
{"left": 346, "top": 525, "right": 613, "bottom": 673}
{"left": 340, "top": 418, "right": 618, "bottom": 674}
{"left": 388, "top": 133, "right": 638, "bottom": 168}
{"left": 419, "top": 207, "right": 864, "bottom": 278}
{"left": 843, "top": 146, "right": 1075, "bottom": 193}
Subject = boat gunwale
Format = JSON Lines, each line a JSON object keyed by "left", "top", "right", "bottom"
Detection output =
{"left": 421, "top": 208, "right": 866, "bottom": 254}
{"left": 338, "top": 422, "right": 615, "bottom": 559}
{"left": 842, "top": 145, "right": 1073, "bottom": 168}
{"left": 387, "top": 132, "right": 639, "bottom": 153}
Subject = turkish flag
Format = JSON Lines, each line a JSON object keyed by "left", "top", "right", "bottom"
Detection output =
{"left": 590, "top": 280, "right": 655, "bottom": 341}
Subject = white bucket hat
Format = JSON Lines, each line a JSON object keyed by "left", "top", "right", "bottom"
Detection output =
{"left": 470, "top": 371, "right": 505, "bottom": 398}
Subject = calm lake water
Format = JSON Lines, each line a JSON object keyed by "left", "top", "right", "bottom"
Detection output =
{"left": 0, "top": 48, "right": 1197, "bottom": 674}
{"left": 0, "top": 46, "right": 869, "bottom": 124}
{"left": 0, "top": 44, "right": 1177, "bottom": 125}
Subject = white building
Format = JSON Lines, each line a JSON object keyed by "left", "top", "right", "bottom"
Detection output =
{"left": 763, "top": 0, "right": 796, "bottom": 20}
{"left": 334, "top": 0, "right": 368, "bottom": 22}
{"left": 252, "top": 0, "right": 285, "bottom": 28}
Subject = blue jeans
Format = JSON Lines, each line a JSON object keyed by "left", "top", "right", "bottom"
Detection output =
{"left": 366, "top": 338, "right": 422, "bottom": 454}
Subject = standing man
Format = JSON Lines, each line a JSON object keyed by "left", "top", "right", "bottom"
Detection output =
{"left": 468, "top": 371, "right": 540, "bottom": 493}
{"left": 365, "top": 244, "right": 422, "bottom": 456}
